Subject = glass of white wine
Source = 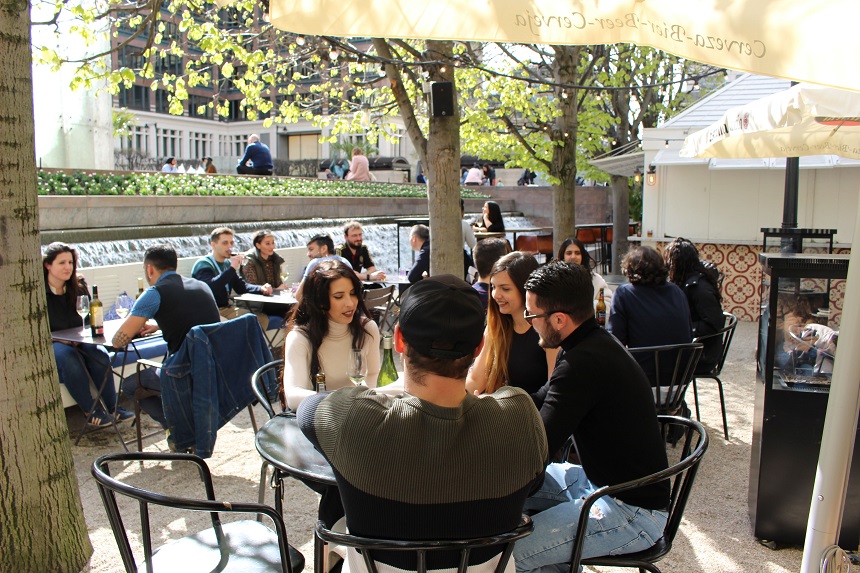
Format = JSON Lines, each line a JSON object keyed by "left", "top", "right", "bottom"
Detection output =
{"left": 279, "top": 263, "right": 290, "bottom": 291}
{"left": 348, "top": 349, "right": 367, "bottom": 385}
{"left": 115, "top": 294, "right": 133, "bottom": 319}
{"left": 75, "top": 295, "right": 90, "bottom": 334}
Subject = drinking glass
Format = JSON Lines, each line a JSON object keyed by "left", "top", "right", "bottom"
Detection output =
{"left": 115, "top": 294, "right": 133, "bottom": 319}
{"left": 75, "top": 295, "right": 90, "bottom": 334}
{"left": 348, "top": 349, "right": 367, "bottom": 385}
{"left": 280, "top": 263, "right": 290, "bottom": 287}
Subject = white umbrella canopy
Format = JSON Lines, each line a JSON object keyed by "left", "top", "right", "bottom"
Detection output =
{"left": 681, "top": 84, "right": 860, "bottom": 573}
{"left": 246, "top": 0, "right": 860, "bottom": 91}
{"left": 681, "top": 83, "right": 860, "bottom": 160}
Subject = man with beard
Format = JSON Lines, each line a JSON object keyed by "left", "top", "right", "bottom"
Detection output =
{"left": 335, "top": 221, "right": 386, "bottom": 282}
{"left": 514, "top": 261, "right": 670, "bottom": 573}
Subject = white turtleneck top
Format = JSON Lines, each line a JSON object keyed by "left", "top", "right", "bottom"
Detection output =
{"left": 283, "top": 318, "right": 381, "bottom": 411}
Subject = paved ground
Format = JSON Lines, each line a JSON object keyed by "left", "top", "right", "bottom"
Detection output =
{"left": 72, "top": 320, "right": 805, "bottom": 572}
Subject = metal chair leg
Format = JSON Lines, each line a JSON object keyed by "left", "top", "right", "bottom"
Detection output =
{"left": 715, "top": 376, "right": 729, "bottom": 440}
{"left": 692, "top": 378, "right": 702, "bottom": 421}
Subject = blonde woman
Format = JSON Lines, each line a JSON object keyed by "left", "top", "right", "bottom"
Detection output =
{"left": 467, "top": 252, "right": 558, "bottom": 394}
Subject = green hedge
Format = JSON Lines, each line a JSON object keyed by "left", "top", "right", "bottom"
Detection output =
{"left": 37, "top": 171, "right": 489, "bottom": 199}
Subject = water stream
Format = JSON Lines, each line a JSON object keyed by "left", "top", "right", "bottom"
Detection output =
{"left": 59, "top": 215, "right": 538, "bottom": 273}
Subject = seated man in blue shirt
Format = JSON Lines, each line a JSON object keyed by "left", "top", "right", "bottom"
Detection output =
{"left": 191, "top": 226, "right": 272, "bottom": 329}
{"left": 112, "top": 244, "right": 220, "bottom": 428}
{"left": 236, "top": 134, "right": 274, "bottom": 176}
{"left": 295, "top": 234, "right": 352, "bottom": 302}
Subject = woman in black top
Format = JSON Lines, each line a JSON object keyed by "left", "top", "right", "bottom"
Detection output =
{"left": 663, "top": 237, "right": 725, "bottom": 373}
{"left": 43, "top": 242, "right": 131, "bottom": 426}
{"left": 473, "top": 200, "right": 505, "bottom": 233}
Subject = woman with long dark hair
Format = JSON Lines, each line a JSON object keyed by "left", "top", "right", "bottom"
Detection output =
{"left": 607, "top": 246, "right": 691, "bottom": 386}
{"left": 663, "top": 237, "right": 724, "bottom": 371}
{"left": 557, "top": 237, "right": 612, "bottom": 309}
{"left": 467, "top": 252, "right": 558, "bottom": 394}
{"left": 282, "top": 259, "right": 380, "bottom": 410}
{"left": 43, "top": 242, "right": 132, "bottom": 426}
{"left": 473, "top": 200, "right": 505, "bottom": 233}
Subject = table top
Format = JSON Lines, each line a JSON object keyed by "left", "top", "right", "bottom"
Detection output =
{"left": 52, "top": 318, "right": 164, "bottom": 352}
{"left": 52, "top": 318, "right": 129, "bottom": 347}
{"left": 235, "top": 292, "right": 297, "bottom": 306}
{"left": 506, "top": 226, "right": 553, "bottom": 234}
{"left": 256, "top": 414, "right": 336, "bottom": 486}
{"left": 393, "top": 216, "right": 430, "bottom": 227}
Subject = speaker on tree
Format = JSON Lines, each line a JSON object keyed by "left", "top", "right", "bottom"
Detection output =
{"left": 430, "top": 82, "right": 455, "bottom": 117}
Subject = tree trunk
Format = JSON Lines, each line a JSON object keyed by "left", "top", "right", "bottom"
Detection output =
{"left": 0, "top": 4, "right": 93, "bottom": 572}
{"left": 550, "top": 46, "right": 580, "bottom": 252}
{"left": 424, "top": 41, "right": 462, "bottom": 278}
{"left": 610, "top": 174, "right": 631, "bottom": 275}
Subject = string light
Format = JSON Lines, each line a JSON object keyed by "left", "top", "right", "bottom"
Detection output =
{"left": 664, "top": 140, "right": 669, "bottom": 148}
{"left": 329, "top": 48, "right": 340, "bottom": 61}
{"left": 296, "top": 35, "right": 306, "bottom": 46}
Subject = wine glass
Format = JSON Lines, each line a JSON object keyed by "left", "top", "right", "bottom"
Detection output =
{"left": 348, "top": 349, "right": 367, "bottom": 385}
{"left": 75, "top": 295, "right": 90, "bottom": 334}
{"left": 115, "top": 294, "right": 133, "bottom": 319}
{"left": 279, "top": 263, "right": 290, "bottom": 290}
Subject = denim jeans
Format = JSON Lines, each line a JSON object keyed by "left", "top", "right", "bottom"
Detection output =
{"left": 514, "top": 463, "right": 667, "bottom": 573}
{"left": 53, "top": 341, "right": 116, "bottom": 414}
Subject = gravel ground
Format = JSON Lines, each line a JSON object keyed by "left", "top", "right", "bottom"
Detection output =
{"left": 72, "top": 320, "right": 804, "bottom": 572}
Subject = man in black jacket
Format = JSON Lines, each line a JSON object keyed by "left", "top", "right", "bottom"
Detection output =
{"left": 514, "top": 261, "right": 670, "bottom": 573}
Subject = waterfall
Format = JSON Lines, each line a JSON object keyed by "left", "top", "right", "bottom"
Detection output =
{"left": 54, "top": 215, "right": 538, "bottom": 273}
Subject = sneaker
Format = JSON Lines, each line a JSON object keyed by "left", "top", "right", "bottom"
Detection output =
{"left": 114, "top": 407, "right": 134, "bottom": 422}
{"left": 87, "top": 411, "right": 113, "bottom": 428}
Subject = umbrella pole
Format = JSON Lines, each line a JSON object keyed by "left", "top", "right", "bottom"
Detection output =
{"left": 800, "top": 196, "right": 860, "bottom": 573}
{"left": 780, "top": 157, "right": 800, "bottom": 252}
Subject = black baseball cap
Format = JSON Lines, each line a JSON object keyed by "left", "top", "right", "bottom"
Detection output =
{"left": 398, "top": 275, "right": 485, "bottom": 359}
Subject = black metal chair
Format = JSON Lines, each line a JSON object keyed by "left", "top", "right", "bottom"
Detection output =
{"left": 692, "top": 312, "right": 738, "bottom": 440}
{"left": 363, "top": 285, "right": 396, "bottom": 331}
{"left": 252, "top": 359, "right": 288, "bottom": 510}
{"left": 313, "top": 515, "right": 533, "bottom": 573}
{"left": 92, "top": 451, "right": 305, "bottom": 573}
{"left": 627, "top": 342, "right": 703, "bottom": 415}
{"left": 568, "top": 416, "right": 709, "bottom": 573}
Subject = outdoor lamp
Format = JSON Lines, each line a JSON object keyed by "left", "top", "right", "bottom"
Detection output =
{"left": 633, "top": 167, "right": 642, "bottom": 184}
{"left": 647, "top": 164, "right": 657, "bottom": 186}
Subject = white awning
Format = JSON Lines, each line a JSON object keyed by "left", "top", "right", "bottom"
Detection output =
{"left": 651, "top": 149, "right": 707, "bottom": 166}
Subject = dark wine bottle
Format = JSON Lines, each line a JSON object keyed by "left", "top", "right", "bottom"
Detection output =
{"left": 90, "top": 286, "right": 104, "bottom": 337}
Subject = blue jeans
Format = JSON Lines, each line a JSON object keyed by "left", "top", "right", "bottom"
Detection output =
{"left": 515, "top": 463, "right": 667, "bottom": 573}
{"left": 53, "top": 341, "right": 117, "bottom": 414}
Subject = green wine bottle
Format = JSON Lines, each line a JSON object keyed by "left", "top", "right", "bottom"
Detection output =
{"left": 377, "top": 335, "right": 398, "bottom": 386}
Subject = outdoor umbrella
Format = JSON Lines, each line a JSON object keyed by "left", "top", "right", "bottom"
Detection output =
{"left": 681, "top": 83, "right": 860, "bottom": 160}
{"left": 225, "top": 0, "right": 860, "bottom": 92}
{"left": 682, "top": 84, "right": 860, "bottom": 573}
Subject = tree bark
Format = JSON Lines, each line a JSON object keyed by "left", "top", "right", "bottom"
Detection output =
{"left": 424, "top": 41, "right": 462, "bottom": 278}
{"left": 0, "top": 3, "right": 93, "bottom": 571}
{"left": 550, "top": 46, "right": 581, "bottom": 252}
{"left": 373, "top": 38, "right": 461, "bottom": 278}
{"left": 610, "top": 174, "right": 631, "bottom": 274}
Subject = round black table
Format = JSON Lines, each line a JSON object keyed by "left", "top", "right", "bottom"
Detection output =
{"left": 256, "top": 414, "right": 335, "bottom": 484}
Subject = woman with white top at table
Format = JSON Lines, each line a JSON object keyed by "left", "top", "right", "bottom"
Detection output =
{"left": 43, "top": 242, "right": 133, "bottom": 427}
{"left": 282, "top": 259, "right": 380, "bottom": 410}
{"left": 557, "top": 237, "right": 613, "bottom": 311}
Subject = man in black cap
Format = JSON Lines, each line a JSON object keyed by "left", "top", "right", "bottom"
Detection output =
{"left": 298, "top": 275, "right": 547, "bottom": 570}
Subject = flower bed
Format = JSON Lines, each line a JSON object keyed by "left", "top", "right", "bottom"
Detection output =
{"left": 37, "top": 170, "right": 489, "bottom": 199}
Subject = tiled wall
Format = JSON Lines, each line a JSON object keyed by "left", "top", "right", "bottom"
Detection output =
{"left": 661, "top": 241, "right": 849, "bottom": 326}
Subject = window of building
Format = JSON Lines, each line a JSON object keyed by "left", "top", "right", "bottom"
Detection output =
{"left": 157, "top": 128, "right": 181, "bottom": 157}
{"left": 118, "top": 85, "right": 150, "bottom": 111}
{"left": 288, "top": 133, "right": 321, "bottom": 161}
{"left": 117, "top": 125, "right": 149, "bottom": 154}
{"left": 189, "top": 95, "right": 214, "bottom": 119}
{"left": 189, "top": 132, "right": 213, "bottom": 158}
{"left": 155, "top": 53, "right": 183, "bottom": 76}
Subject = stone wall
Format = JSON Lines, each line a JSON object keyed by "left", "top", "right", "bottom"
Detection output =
{"left": 38, "top": 184, "right": 613, "bottom": 231}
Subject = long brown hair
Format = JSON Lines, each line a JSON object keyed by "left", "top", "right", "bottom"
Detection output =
{"left": 288, "top": 259, "right": 371, "bottom": 381}
{"left": 42, "top": 242, "right": 85, "bottom": 307}
{"left": 483, "top": 252, "right": 539, "bottom": 393}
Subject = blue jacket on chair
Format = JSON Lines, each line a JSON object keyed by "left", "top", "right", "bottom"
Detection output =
{"left": 160, "top": 314, "right": 278, "bottom": 457}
